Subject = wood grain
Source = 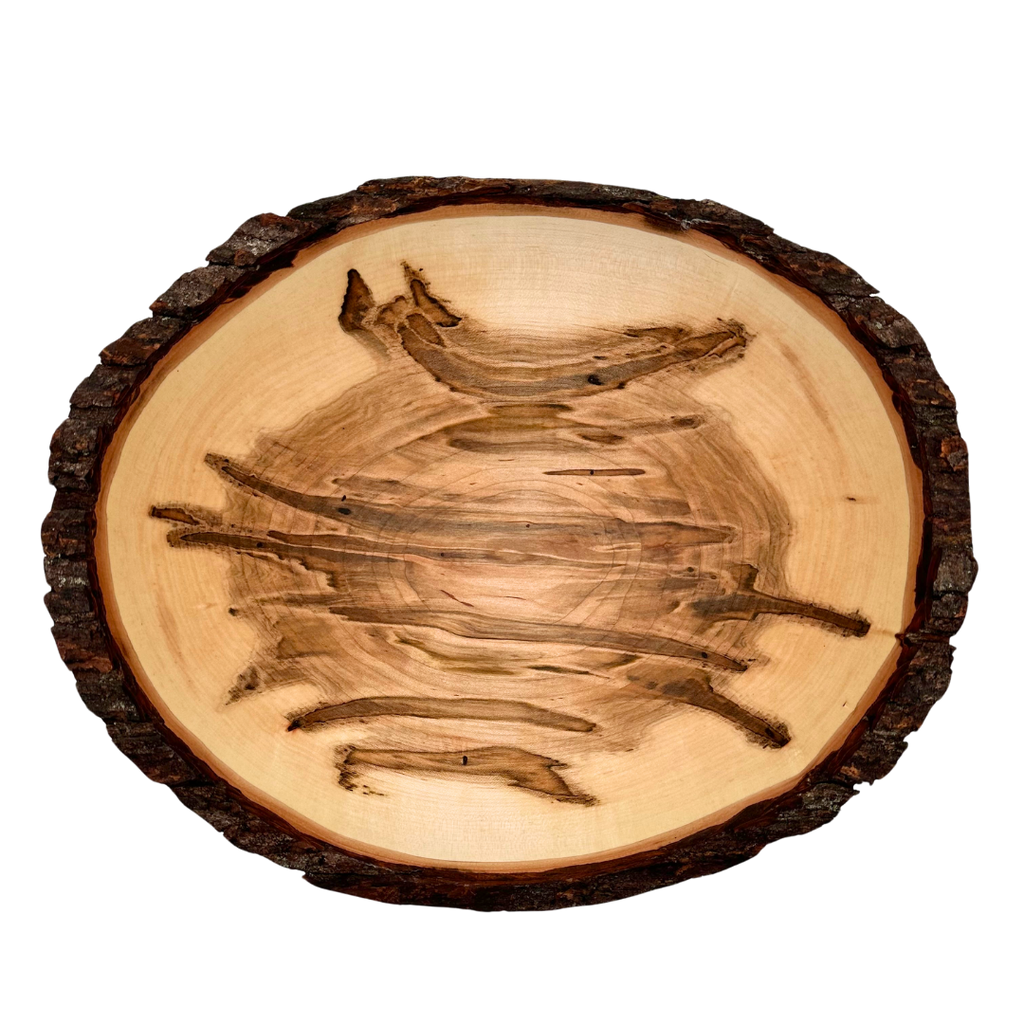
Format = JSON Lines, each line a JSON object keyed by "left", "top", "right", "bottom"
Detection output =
{"left": 41, "top": 176, "right": 974, "bottom": 913}
{"left": 143, "top": 262, "right": 873, "bottom": 816}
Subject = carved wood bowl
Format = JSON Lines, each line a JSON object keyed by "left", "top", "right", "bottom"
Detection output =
{"left": 44, "top": 178, "right": 973, "bottom": 909}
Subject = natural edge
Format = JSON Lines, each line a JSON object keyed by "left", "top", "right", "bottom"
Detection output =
{"left": 42, "top": 177, "right": 976, "bottom": 911}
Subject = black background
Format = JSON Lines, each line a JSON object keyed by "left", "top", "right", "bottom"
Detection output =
{"left": 37, "top": 169, "right": 983, "bottom": 937}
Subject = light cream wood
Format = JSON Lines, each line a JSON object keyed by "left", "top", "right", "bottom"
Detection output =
{"left": 97, "top": 206, "right": 921, "bottom": 869}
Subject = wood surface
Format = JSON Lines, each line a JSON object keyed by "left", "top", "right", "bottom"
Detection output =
{"left": 39, "top": 176, "right": 974, "bottom": 913}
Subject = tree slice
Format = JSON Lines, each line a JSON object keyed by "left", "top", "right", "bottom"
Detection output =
{"left": 43, "top": 178, "right": 975, "bottom": 910}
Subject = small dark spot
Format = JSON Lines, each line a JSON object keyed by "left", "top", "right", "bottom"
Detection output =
{"left": 586, "top": 374, "right": 602, "bottom": 385}
{"left": 337, "top": 507, "right": 351, "bottom": 515}
{"left": 228, "top": 607, "right": 238, "bottom": 616}
{"left": 701, "top": 652, "right": 708, "bottom": 659}
{"left": 462, "top": 755, "right": 469, "bottom": 766}
{"left": 341, "top": 495, "right": 346, "bottom": 501}
{"left": 616, "top": 382, "right": 627, "bottom": 389}
{"left": 846, "top": 496, "right": 857, "bottom": 502}
{"left": 593, "top": 355, "right": 607, "bottom": 360}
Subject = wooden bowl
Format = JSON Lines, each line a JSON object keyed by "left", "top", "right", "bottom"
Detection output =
{"left": 44, "top": 178, "right": 974, "bottom": 909}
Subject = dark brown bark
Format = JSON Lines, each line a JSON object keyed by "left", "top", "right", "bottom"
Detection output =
{"left": 42, "top": 177, "right": 975, "bottom": 910}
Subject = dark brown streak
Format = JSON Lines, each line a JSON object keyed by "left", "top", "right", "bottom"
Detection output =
{"left": 150, "top": 506, "right": 200, "bottom": 525}
{"left": 338, "top": 269, "right": 390, "bottom": 358}
{"left": 441, "top": 406, "right": 699, "bottom": 455}
{"left": 161, "top": 530, "right": 747, "bottom": 669}
{"left": 198, "top": 456, "right": 715, "bottom": 544}
{"left": 333, "top": 605, "right": 748, "bottom": 671}
{"left": 529, "top": 665, "right": 596, "bottom": 676}
{"left": 264, "top": 525, "right": 731, "bottom": 562}
{"left": 166, "top": 521, "right": 732, "bottom": 573}
{"left": 337, "top": 745, "right": 595, "bottom": 805}
{"left": 397, "top": 322, "right": 748, "bottom": 399}
{"left": 204, "top": 454, "right": 355, "bottom": 521}
{"left": 408, "top": 276, "right": 461, "bottom": 326}
{"left": 543, "top": 468, "right": 646, "bottom": 477}
{"left": 639, "top": 675, "right": 790, "bottom": 748}
{"left": 166, "top": 530, "right": 387, "bottom": 569}
{"left": 288, "top": 697, "right": 596, "bottom": 733}
{"left": 343, "top": 267, "right": 751, "bottom": 400}
{"left": 265, "top": 519, "right": 728, "bottom": 549}
{"left": 339, "top": 268, "right": 376, "bottom": 332}
{"left": 693, "top": 566, "right": 869, "bottom": 637}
